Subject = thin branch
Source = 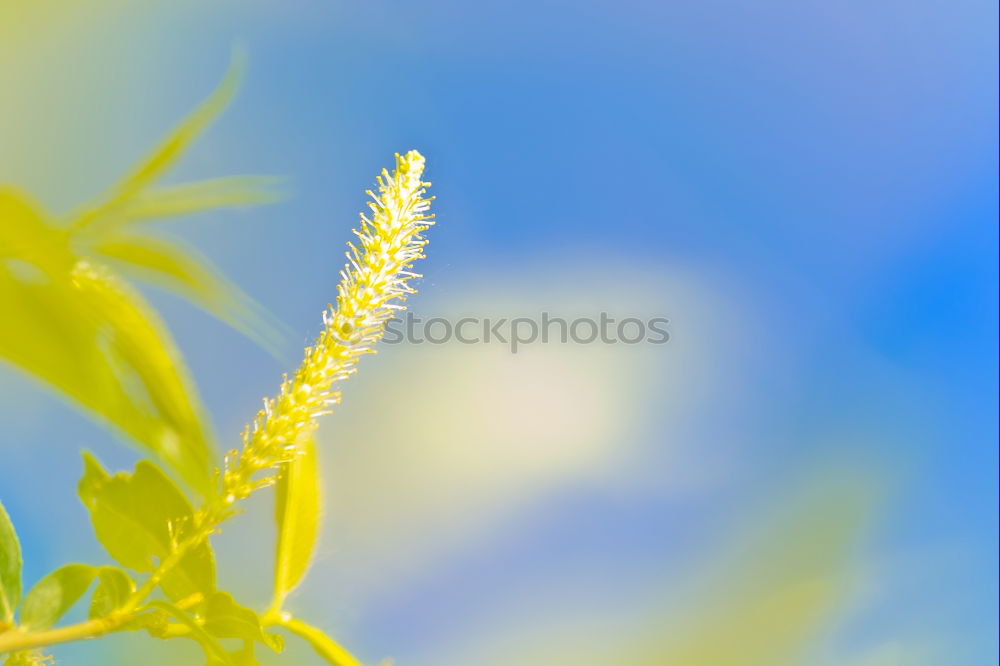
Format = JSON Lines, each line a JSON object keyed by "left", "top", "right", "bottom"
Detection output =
{"left": 0, "top": 594, "right": 201, "bottom": 654}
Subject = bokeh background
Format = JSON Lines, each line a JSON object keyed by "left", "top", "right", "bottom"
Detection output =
{"left": 0, "top": 1, "right": 996, "bottom": 664}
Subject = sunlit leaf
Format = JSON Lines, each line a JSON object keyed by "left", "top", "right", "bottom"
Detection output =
{"left": 0, "top": 189, "right": 216, "bottom": 496}
{"left": 272, "top": 437, "right": 322, "bottom": 610}
{"left": 118, "top": 176, "right": 284, "bottom": 221}
{"left": 95, "top": 233, "right": 287, "bottom": 356}
{"left": 77, "top": 453, "right": 216, "bottom": 602}
{"left": 0, "top": 502, "right": 22, "bottom": 625}
{"left": 71, "top": 262, "right": 216, "bottom": 494}
{"left": 19, "top": 564, "right": 97, "bottom": 630}
{"left": 203, "top": 591, "right": 283, "bottom": 653}
{"left": 69, "top": 53, "right": 245, "bottom": 234}
{"left": 88, "top": 566, "right": 136, "bottom": 619}
{"left": 273, "top": 617, "right": 363, "bottom": 666}
{"left": 0, "top": 53, "right": 289, "bottom": 494}
{"left": 0, "top": 189, "right": 75, "bottom": 272}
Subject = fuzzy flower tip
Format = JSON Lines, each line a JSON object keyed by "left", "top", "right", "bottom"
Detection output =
{"left": 224, "top": 151, "right": 433, "bottom": 499}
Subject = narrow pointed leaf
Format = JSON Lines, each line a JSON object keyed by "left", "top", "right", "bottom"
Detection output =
{"left": 0, "top": 260, "right": 208, "bottom": 490}
{"left": 0, "top": 188, "right": 75, "bottom": 272}
{"left": 0, "top": 190, "right": 216, "bottom": 496}
{"left": 70, "top": 54, "right": 244, "bottom": 233}
{"left": 20, "top": 564, "right": 97, "bottom": 630}
{"left": 118, "top": 176, "right": 284, "bottom": 221}
{"left": 95, "top": 233, "right": 288, "bottom": 355}
{"left": 70, "top": 263, "right": 216, "bottom": 495}
{"left": 0, "top": 502, "right": 22, "bottom": 625}
{"left": 272, "top": 437, "right": 322, "bottom": 609}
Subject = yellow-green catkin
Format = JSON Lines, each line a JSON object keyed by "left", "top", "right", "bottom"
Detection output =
{"left": 222, "top": 151, "right": 434, "bottom": 501}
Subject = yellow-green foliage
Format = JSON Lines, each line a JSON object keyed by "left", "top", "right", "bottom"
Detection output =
{"left": 0, "top": 56, "right": 284, "bottom": 497}
{"left": 0, "top": 59, "right": 434, "bottom": 666}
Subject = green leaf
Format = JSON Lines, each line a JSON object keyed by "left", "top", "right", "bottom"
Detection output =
{"left": 275, "top": 617, "right": 363, "bottom": 666}
{"left": 0, "top": 192, "right": 217, "bottom": 496}
{"left": 0, "top": 502, "right": 22, "bottom": 625}
{"left": 20, "top": 564, "right": 97, "bottom": 630}
{"left": 0, "top": 55, "right": 287, "bottom": 497}
{"left": 77, "top": 453, "right": 216, "bottom": 601}
{"left": 203, "top": 592, "right": 283, "bottom": 653}
{"left": 117, "top": 176, "right": 284, "bottom": 221}
{"left": 69, "top": 53, "right": 245, "bottom": 234}
{"left": 88, "top": 567, "right": 136, "bottom": 618}
{"left": 272, "top": 437, "right": 322, "bottom": 610}
{"left": 70, "top": 264, "right": 216, "bottom": 496}
{"left": 95, "top": 233, "right": 288, "bottom": 357}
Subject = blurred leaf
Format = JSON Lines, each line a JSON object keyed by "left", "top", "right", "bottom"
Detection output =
{"left": 95, "top": 233, "right": 287, "bottom": 356}
{"left": 65, "top": 56, "right": 289, "bottom": 359}
{"left": 19, "top": 564, "right": 97, "bottom": 630}
{"left": 72, "top": 262, "right": 216, "bottom": 494}
{"left": 118, "top": 176, "right": 284, "bottom": 221}
{"left": 69, "top": 54, "right": 245, "bottom": 234}
{"left": 272, "top": 437, "right": 322, "bottom": 610}
{"left": 0, "top": 502, "right": 22, "bottom": 625}
{"left": 88, "top": 566, "right": 136, "bottom": 619}
{"left": 77, "top": 454, "right": 216, "bottom": 601}
{"left": 203, "top": 591, "right": 283, "bottom": 653}
{"left": 0, "top": 189, "right": 74, "bottom": 271}
{"left": 0, "top": 53, "right": 290, "bottom": 496}
{"left": 274, "top": 617, "right": 363, "bottom": 666}
{"left": 0, "top": 189, "right": 216, "bottom": 496}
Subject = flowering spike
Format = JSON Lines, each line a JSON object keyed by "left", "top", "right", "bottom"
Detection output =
{"left": 223, "top": 150, "right": 433, "bottom": 499}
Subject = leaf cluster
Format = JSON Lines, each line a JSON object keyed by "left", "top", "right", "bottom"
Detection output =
{"left": 0, "top": 54, "right": 284, "bottom": 496}
{"left": 0, "top": 58, "right": 367, "bottom": 666}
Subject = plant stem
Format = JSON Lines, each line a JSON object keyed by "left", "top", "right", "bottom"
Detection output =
{"left": 262, "top": 614, "right": 364, "bottom": 666}
{"left": 119, "top": 508, "right": 222, "bottom": 615}
{"left": 1, "top": 481, "right": 247, "bottom": 655}
{"left": 0, "top": 594, "right": 202, "bottom": 654}
{"left": 0, "top": 616, "right": 123, "bottom": 653}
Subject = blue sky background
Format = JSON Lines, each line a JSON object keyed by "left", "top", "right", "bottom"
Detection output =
{"left": 0, "top": 1, "right": 996, "bottom": 664}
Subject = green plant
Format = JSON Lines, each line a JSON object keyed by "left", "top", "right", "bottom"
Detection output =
{"left": 0, "top": 61, "right": 435, "bottom": 665}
